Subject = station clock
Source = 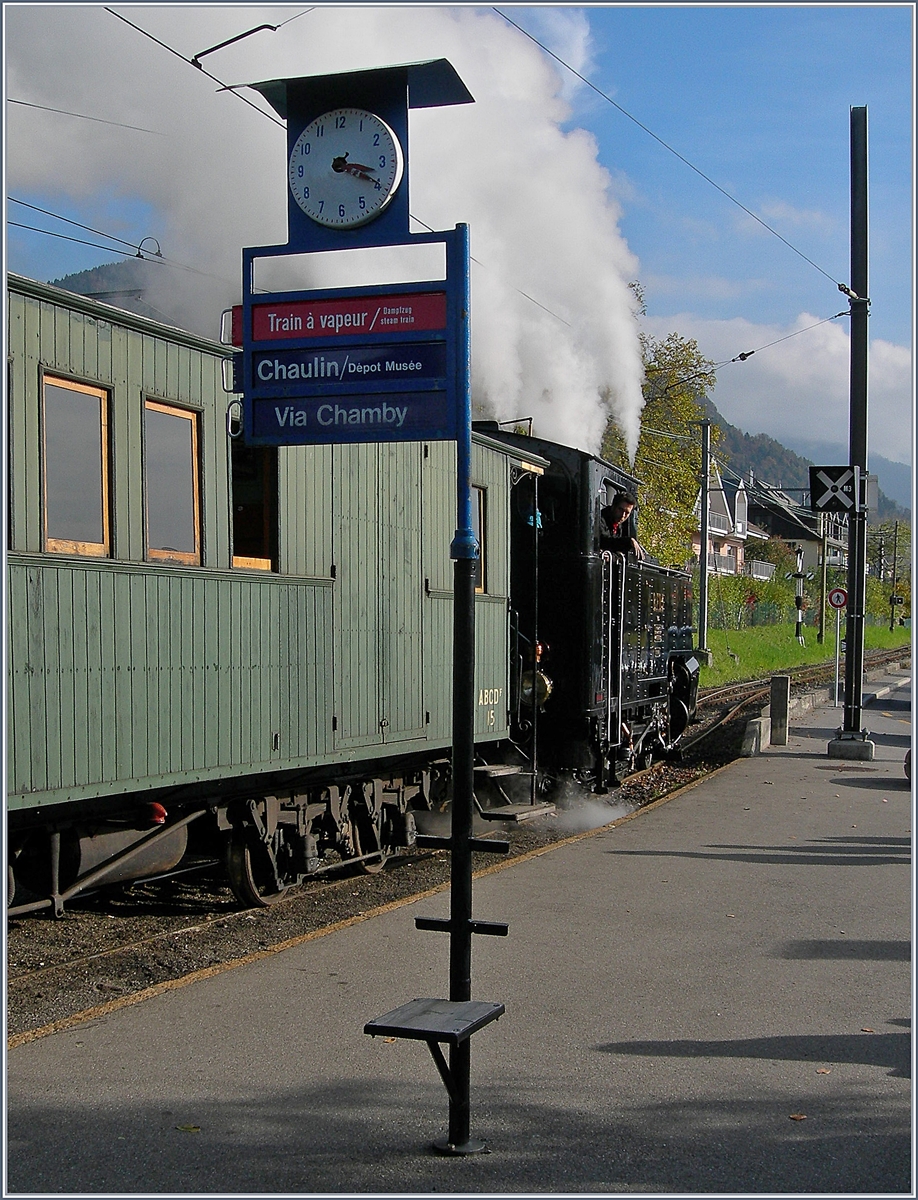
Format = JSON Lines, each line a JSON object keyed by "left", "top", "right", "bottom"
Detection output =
{"left": 288, "top": 107, "right": 405, "bottom": 229}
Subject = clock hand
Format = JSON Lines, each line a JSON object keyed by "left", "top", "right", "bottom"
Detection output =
{"left": 331, "top": 153, "right": 377, "bottom": 182}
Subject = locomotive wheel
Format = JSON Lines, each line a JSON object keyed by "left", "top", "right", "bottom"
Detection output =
{"left": 225, "top": 835, "right": 287, "bottom": 907}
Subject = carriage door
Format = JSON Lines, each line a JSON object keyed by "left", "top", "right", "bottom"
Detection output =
{"left": 332, "top": 443, "right": 425, "bottom": 750}
{"left": 333, "top": 444, "right": 381, "bottom": 750}
{"left": 378, "top": 443, "right": 425, "bottom": 742}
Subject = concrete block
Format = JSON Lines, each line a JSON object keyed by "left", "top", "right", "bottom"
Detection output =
{"left": 742, "top": 716, "right": 771, "bottom": 757}
{"left": 771, "top": 675, "right": 791, "bottom": 746}
{"left": 827, "top": 737, "right": 876, "bottom": 761}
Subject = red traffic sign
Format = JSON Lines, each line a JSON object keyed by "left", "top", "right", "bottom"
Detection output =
{"left": 828, "top": 587, "right": 848, "bottom": 610}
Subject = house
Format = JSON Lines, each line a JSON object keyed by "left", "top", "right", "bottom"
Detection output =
{"left": 743, "top": 472, "right": 848, "bottom": 574}
{"left": 690, "top": 461, "right": 772, "bottom": 579}
{"left": 692, "top": 462, "right": 849, "bottom": 578}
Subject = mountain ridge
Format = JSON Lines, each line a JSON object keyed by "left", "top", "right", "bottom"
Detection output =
{"left": 702, "top": 399, "right": 909, "bottom": 523}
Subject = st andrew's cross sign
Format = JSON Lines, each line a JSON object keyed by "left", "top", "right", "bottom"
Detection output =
{"left": 809, "top": 465, "right": 861, "bottom": 513}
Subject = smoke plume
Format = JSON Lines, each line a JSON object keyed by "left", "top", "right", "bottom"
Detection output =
{"left": 6, "top": 5, "right": 647, "bottom": 455}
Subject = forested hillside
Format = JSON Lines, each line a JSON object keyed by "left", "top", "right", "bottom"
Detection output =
{"left": 703, "top": 399, "right": 908, "bottom": 523}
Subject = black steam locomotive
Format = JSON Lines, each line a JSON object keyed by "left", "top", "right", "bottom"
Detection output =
{"left": 484, "top": 425, "right": 698, "bottom": 796}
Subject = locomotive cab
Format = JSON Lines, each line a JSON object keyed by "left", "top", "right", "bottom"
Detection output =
{"left": 481, "top": 425, "right": 699, "bottom": 792}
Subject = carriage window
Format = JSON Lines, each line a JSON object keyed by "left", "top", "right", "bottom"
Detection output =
{"left": 42, "top": 376, "right": 110, "bottom": 556}
{"left": 472, "top": 485, "right": 486, "bottom": 593}
{"left": 144, "top": 401, "right": 200, "bottom": 565}
{"left": 231, "top": 442, "right": 277, "bottom": 570}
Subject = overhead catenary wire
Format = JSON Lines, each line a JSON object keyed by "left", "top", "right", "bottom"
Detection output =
{"left": 18, "top": 8, "right": 855, "bottom": 363}
{"left": 191, "top": 8, "right": 315, "bottom": 66}
{"left": 641, "top": 309, "right": 851, "bottom": 402}
{"left": 493, "top": 7, "right": 845, "bottom": 294}
{"left": 414, "top": 198, "right": 574, "bottom": 326}
{"left": 714, "top": 459, "right": 825, "bottom": 537}
{"left": 7, "top": 98, "right": 164, "bottom": 135}
{"left": 8, "top": 222, "right": 147, "bottom": 259}
{"left": 103, "top": 7, "right": 286, "bottom": 128}
{"left": 10, "top": 197, "right": 152, "bottom": 253}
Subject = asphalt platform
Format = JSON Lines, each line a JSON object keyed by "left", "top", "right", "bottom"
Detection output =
{"left": 6, "top": 669, "right": 913, "bottom": 1196}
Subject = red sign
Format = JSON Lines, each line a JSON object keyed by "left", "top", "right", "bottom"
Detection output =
{"left": 233, "top": 292, "right": 448, "bottom": 345}
{"left": 828, "top": 587, "right": 848, "bottom": 610}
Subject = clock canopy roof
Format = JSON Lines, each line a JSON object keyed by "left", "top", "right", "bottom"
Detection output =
{"left": 246, "top": 59, "right": 474, "bottom": 119}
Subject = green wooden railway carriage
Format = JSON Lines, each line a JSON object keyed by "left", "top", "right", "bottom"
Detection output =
{"left": 6, "top": 275, "right": 542, "bottom": 912}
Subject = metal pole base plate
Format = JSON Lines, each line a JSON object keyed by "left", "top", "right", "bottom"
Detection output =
{"left": 827, "top": 735, "right": 876, "bottom": 761}
{"left": 432, "top": 1137, "right": 489, "bottom": 1156}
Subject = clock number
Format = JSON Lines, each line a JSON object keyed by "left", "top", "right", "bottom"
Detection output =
{"left": 302, "top": 142, "right": 310, "bottom": 155}
{"left": 358, "top": 196, "right": 365, "bottom": 210}
{"left": 303, "top": 186, "right": 309, "bottom": 199}
{"left": 379, "top": 155, "right": 386, "bottom": 168}
{"left": 335, "top": 115, "right": 346, "bottom": 129}
{"left": 318, "top": 201, "right": 324, "bottom": 213}
{"left": 373, "top": 133, "right": 380, "bottom": 146}
{"left": 316, "top": 124, "right": 325, "bottom": 137}
{"left": 338, "top": 204, "right": 346, "bottom": 218}
{"left": 297, "top": 165, "right": 304, "bottom": 177}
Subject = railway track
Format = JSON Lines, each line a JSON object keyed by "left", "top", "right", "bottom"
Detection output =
{"left": 8, "top": 646, "right": 908, "bottom": 1043}
{"left": 697, "top": 645, "right": 910, "bottom": 708}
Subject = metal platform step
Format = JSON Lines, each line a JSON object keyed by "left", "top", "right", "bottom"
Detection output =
{"left": 476, "top": 801, "right": 556, "bottom": 823}
{"left": 473, "top": 764, "right": 526, "bottom": 778}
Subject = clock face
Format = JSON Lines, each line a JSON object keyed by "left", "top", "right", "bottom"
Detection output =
{"left": 288, "top": 108, "right": 404, "bottom": 229}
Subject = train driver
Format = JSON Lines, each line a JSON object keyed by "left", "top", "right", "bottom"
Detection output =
{"left": 599, "top": 491, "right": 646, "bottom": 560}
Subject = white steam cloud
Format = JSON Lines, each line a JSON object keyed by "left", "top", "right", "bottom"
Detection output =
{"left": 5, "top": 5, "right": 646, "bottom": 455}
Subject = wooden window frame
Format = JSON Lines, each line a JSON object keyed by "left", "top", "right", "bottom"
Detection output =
{"left": 472, "top": 485, "right": 487, "bottom": 594}
{"left": 230, "top": 443, "right": 278, "bottom": 572}
{"left": 144, "top": 399, "right": 201, "bottom": 566}
{"left": 42, "top": 374, "right": 111, "bottom": 557}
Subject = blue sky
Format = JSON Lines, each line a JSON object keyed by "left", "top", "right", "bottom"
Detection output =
{"left": 530, "top": 4, "right": 913, "bottom": 346}
{"left": 5, "top": 4, "right": 914, "bottom": 471}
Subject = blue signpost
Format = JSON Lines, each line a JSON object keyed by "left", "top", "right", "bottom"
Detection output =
{"left": 234, "top": 61, "right": 506, "bottom": 1155}
{"left": 238, "top": 232, "right": 463, "bottom": 447}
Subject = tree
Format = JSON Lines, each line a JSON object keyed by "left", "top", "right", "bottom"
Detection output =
{"left": 753, "top": 536, "right": 798, "bottom": 574}
{"left": 603, "top": 327, "right": 718, "bottom": 568}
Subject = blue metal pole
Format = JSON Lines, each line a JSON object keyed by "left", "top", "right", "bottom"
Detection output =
{"left": 450, "top": 224, "right": 476, "bottom": 566}
{"left": 444, "top": 222, "right": 481, "bottom": 1154}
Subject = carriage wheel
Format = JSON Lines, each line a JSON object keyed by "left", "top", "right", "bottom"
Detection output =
{"left": 350, "top": 784, "right": 389, "bottom": 875}
{"left": 225, "top": 835, "right": 287, "bottom": 907}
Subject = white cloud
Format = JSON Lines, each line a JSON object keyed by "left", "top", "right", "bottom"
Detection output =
{"left": 5, "top": 4, "right": 647, "bottom": 456}
{"left": 642, "top": 311, "right": 913, "bottom": 467}
{"left": 643, "top": 272, "right": 772, "bottom": 302}
{"left": 758, "top": 198, "right": 837, "bottom": 233}
{"left": 732, "top": 198, "right": 839, "bottom": 240}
